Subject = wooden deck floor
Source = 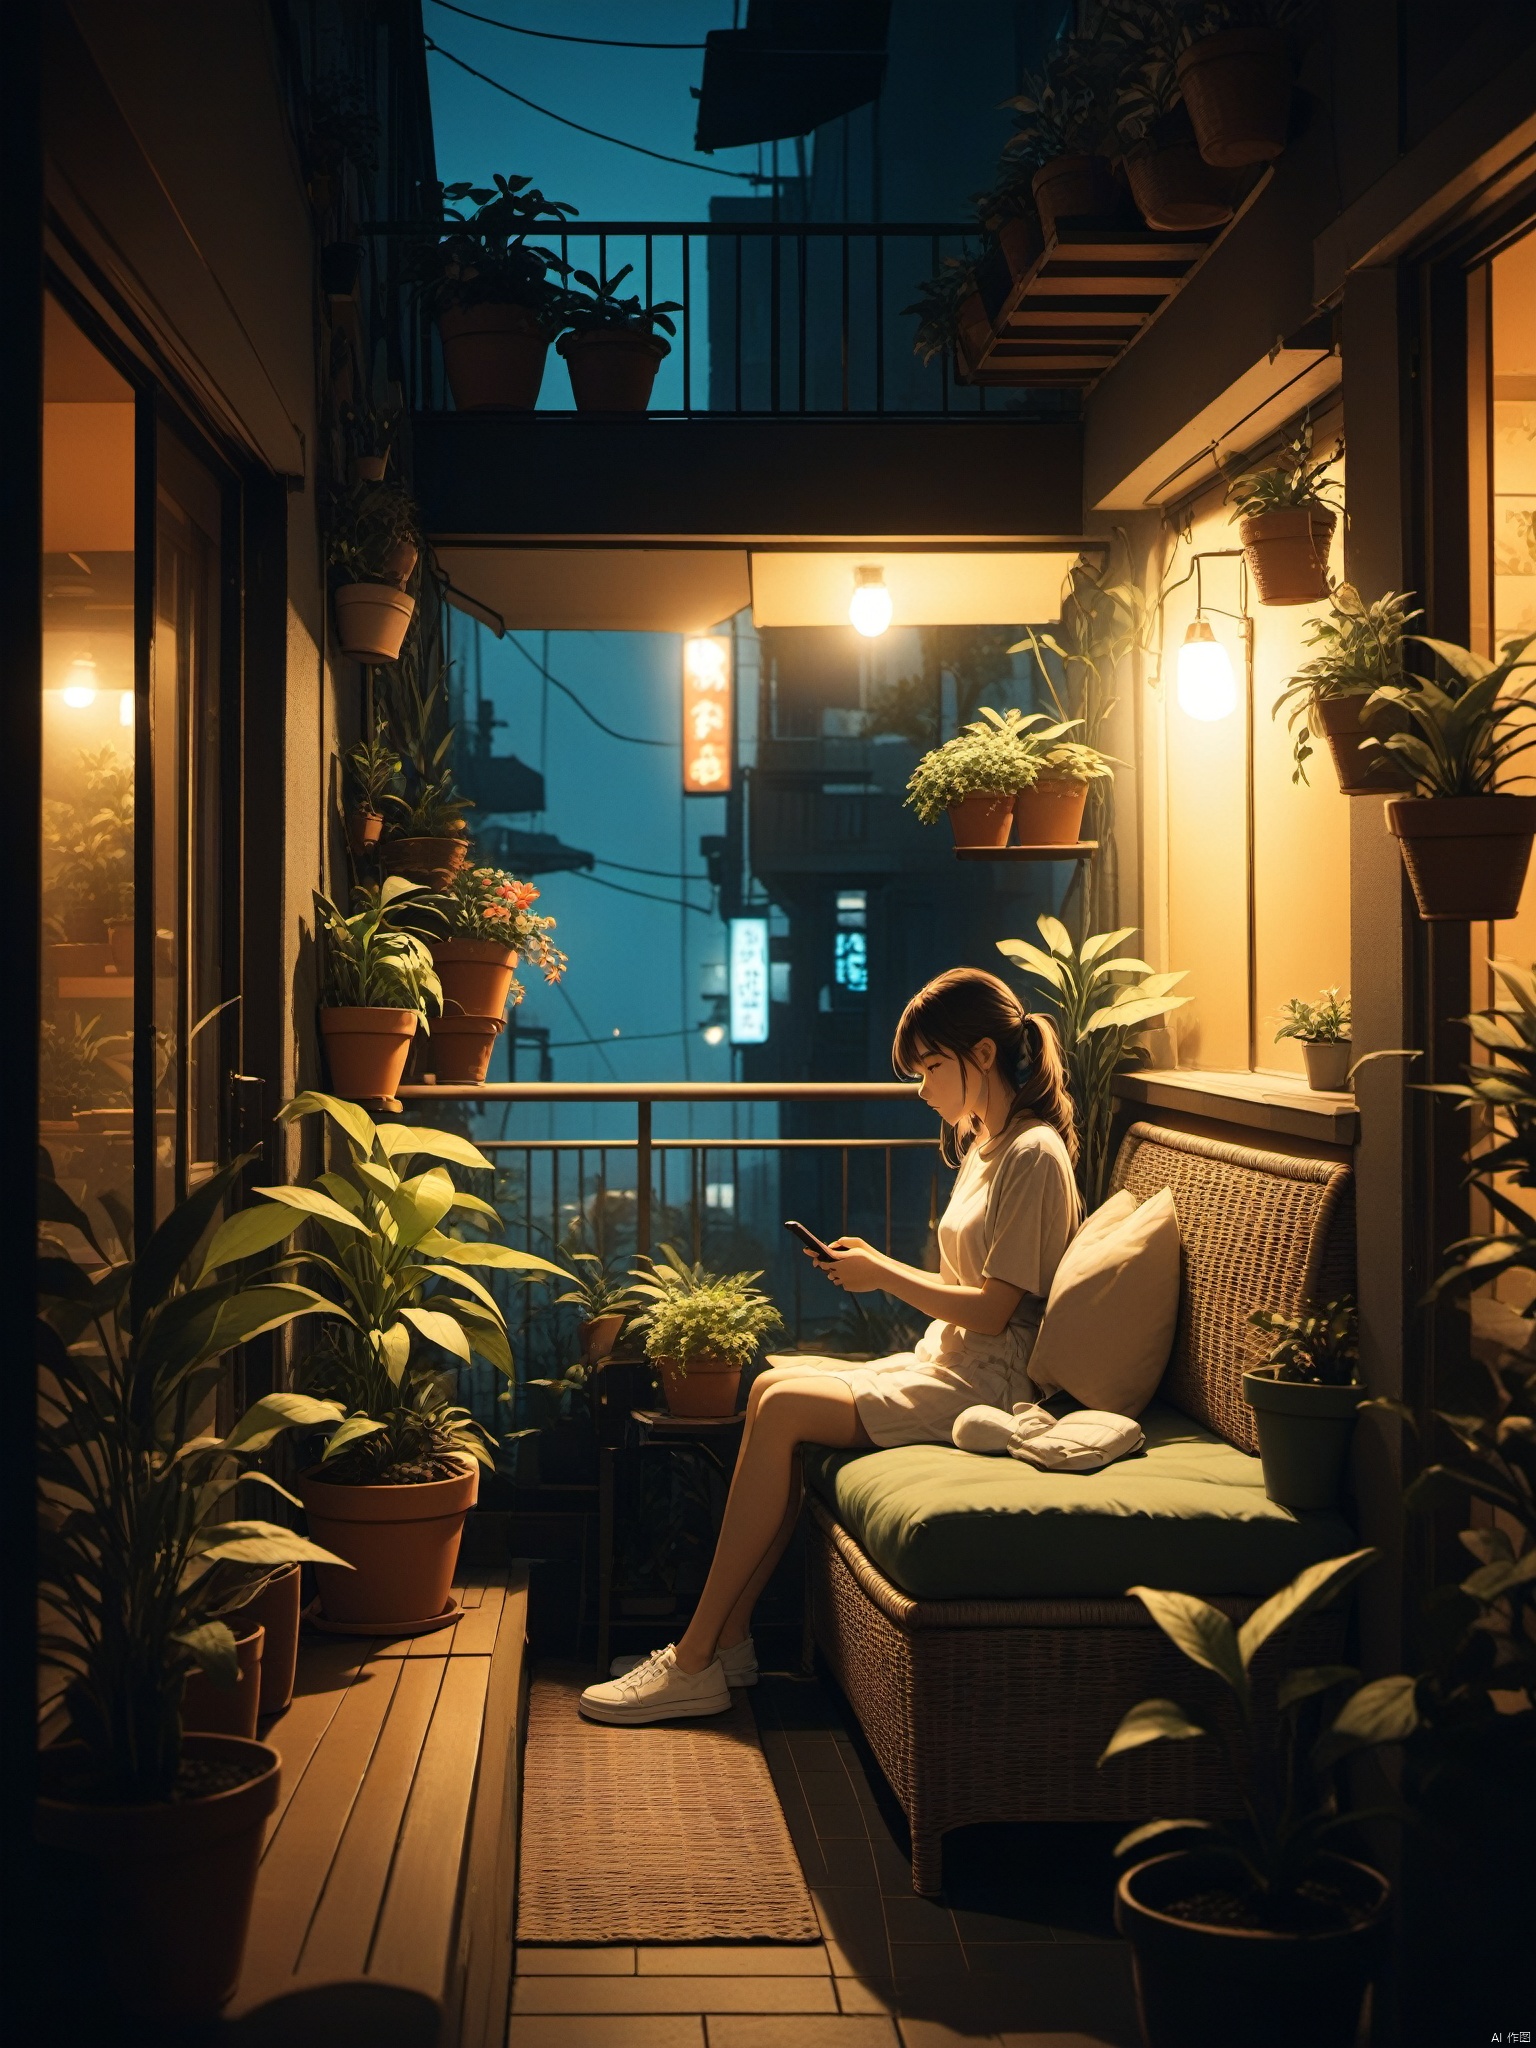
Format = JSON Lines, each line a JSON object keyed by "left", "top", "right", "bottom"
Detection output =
{"left": 226, "top": 1564, "right": 528, "bottom": 2048}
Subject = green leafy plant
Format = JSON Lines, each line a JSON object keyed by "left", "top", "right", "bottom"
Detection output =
{"left": 1248, "top": 1296, "right": 1359, "bottom": 1387}
{"left": 43, "top": 747, "right": 135, "bottom": 936}
{"left": 38, "top": 1014, "right": 130, "bottom": 1119}
{"left": 1271, "top": 585, "right": 1420, "bottom": 783}
{"left": 558, "top": 264, "right": 681, "bottom": 337}
{"left": 239, "top": 1092, "right": 564, "bottom": 1481}
{"left": 325, "top": 477, "right": 421, "bottom": 590}
{"left": 1099, "top": 1549, "right": 1414, "bottom": 1916}
{"left": 1276, "top": 986, "right": 1350, "bottom": 1043}
{"left": 1226, "top": 419, "right": 1344, "bottom": 519}
{"left": 1362, "top": 630, "right": 1536, "bottom": 796}
{"left": 629, "top": 1244, "right": 782, "bottom": 1372}
{"left": 313, "top": 877, "right": 443, "bottom": 1020}
{"left": 1104, "top": 0, "right": 1188, "bottom": 151}
{"left": 904, "top": 253, "right": 981, "bottom": 367}
{"left": 998, "top": 915, "right": 1190, "bottom": 1206}
{"left": 553, "top": 1249, "right": 642, "bottom": 1323}
{"left": 1002, "top": 25, "right": 1119, "bottom": 173}
{"left": 904, "top": 713, "right": 1051, "bottom": 823}
{"left": 407, "top": 173, "right": 577, "bottom": 324}
{"left": 37, "top": 1155, "right": 347, "bottom": 1802}
{"left": 443, "top": 865, "right": 567, "bottom": 992}
{"left": 340, "top": 395, "right": 402, "bottom": 466}
{"left": 344, "top": 715, "right": 402, "bottom": 815}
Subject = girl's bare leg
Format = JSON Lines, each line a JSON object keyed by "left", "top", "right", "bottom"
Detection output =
{"left": 674, "top": 1378, "right": 866, "bottom": 1673}
{"left": 717, "top": 1459, "right": 802, "bottom": 1651}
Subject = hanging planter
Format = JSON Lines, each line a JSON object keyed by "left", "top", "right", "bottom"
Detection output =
{"left": 299, "top": 1460, "right": 479, "bottom": 1631}
{"left": 437, "top": 301, "right": 550, "bottom": 410}
{"left": 1012, "top": 777, "right": 1090, "bottom": 846}
{"left": 1176, "top": 28, "right": 1293, "bottom": 168}
{"left": 559, "top": 327, "right": 670, "bottom": 413}
{"left": 1031, "top": 153, "right": 1120, "bottom": 239}
{"left": 1125, "top": 107, "right": 1238, "bottom": 232}
{"left": 1239, "top": 509, "right": 1336, "bottom": 605}
{"left": 428, "top": 1014, "right": 503, "bottom": 1084}
{"left": 334, "top": 582, "right": 416, "bottom": 662}
{"left": 1386, "top": 796, "right": 1536, "bottom": 920}
{"left": 1313, "top": 695, "right": 1412, "bottom": 795}
{"left": 319, "top": 1006, "right": 418, "bottom": 1100}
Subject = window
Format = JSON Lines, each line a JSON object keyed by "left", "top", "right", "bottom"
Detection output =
{"left": 833, "top": 890, "right": 868, "bottom": 993}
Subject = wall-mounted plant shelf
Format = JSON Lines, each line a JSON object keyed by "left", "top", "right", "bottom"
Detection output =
{"left": 955, "top": 842, "right": 1099, "bottom": 861}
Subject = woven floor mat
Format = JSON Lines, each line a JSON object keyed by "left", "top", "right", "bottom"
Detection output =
{"left": 516, "top": 1663, "right": 819, "bottom": 1944}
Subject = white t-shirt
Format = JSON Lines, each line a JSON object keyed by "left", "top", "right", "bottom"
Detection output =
{"left": 928, "top": 1118, "right": 1081, "bottom": 1360}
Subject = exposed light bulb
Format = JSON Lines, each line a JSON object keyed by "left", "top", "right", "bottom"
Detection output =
{"left": 61, "top": 650, "right": 98, "bottom": 710}
{"left": 119, "top": 691, "right": 135, "bottom": 727}
{"left": 1176, "top": 618, "right": 1237, "bottom": 721}
{"left": 701, "top": 1022, "right": 726, "bottom": 1046}
{"left": 849, "top": 566, "right": 892, "bottom": 638}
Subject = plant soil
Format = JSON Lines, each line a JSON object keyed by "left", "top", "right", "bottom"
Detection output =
{"left": 1161, "top": 1877, "right": 1371, "bottom": 1935}
{"left": 52, "top": 1748, "right": 270, "bottom": 1807}
{"left": 316, "top": 1445, "right": 466, "bottom": 1486}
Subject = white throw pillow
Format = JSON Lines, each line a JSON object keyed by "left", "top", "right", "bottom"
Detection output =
{"left": 1026, "top": 1187, "right": 1180, "bottom": 1418}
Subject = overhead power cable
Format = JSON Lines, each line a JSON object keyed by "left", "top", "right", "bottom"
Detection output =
{"left": 505, "top": 634, "right": 673, "bottom": 749}
{"left": 423, "top": 36, "right": 762, "bottom": 181}
{"left": 569, "top": 869, "right": 716, "bottom": 916}
{"left": 552, "top": 976, "right": 619, "bottom": 1079}
{"left": 427, "top": 1, "right": 705, "bottom": 49}
{"left": 596, "top": 855, "right": 709, "bottom": 882}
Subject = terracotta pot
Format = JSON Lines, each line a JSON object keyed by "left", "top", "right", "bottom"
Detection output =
{"left": 954, "top": 289, "right": 991, "bottom": 380}
{"left": 431, "top": 937, "right": 519, "bottom": 1018}
{"left": 319, "top": 1006, "right": 418, "bottom": 1100}
{"left": 50, "top": 940, "right": 112, "bottom": 980}
{"left": 298, "top": 1461, "right": 479, "bottom": 1628}
{"left": 1386, "top": 794, "right": 1536, "bottom": 921}
{"left": 182, "top": 1624, "right": 264, "bottom": 1740}
{"left": 1314, "top": 694, "right": 1412, "bottom": 795}
{"left": 334, "top": 583, "right": 416, "bottom": 663}
{"left": 1012, "top": 777, "right": 1090, "bottom": 846}
{"left": 1239, "top": 508, "right": 1336, "bottom": 605}
{"left": 1126, "top": 137, "right": 1236, "bottom": 232}
{"left": 377, "top": 833, "right": 469, "bottom": 888}
{"left": 105, "top": 919, "right": 135, "bottom": 976}
{"left": 1177, "top": 28, "right": 1293, "bottom": 169}
{"left": 61, "top": 903, "right": 108, "bottom": 943}
{"left": 355, "top": 453, "right": 388, "bottom": 482}
{"left": 945, "top": 792, "right": 1015, "bottom": 848}
{"left": 1031, "top": 154, "right": 1120, "bottom": 239}
{"left": 438, "top": 301, "right": 549, "bottom": 410}
{"left": 1117, "top": 1850, "right": 1389, "bottom": 2048}
{"left": 238, "top": 1563, "right": 302, "bottom": 1716}
{"left": 558, "top": 326, "right": 670, "bottom": 413}
{"left": 580, "top": 1311, "right": 627, "bottom": 1362}
{"left": 382, "top": 538, "right": 418, "bottom": 587}
{"left": 35, "top": 1734, "right": 280, "bottom": 2022}
{"left": 347, "top": 805, "right": 384, "bottom": 856}
{"left": 656, "top": 1356, "right": 742, "bottom": 1419}
{"left": 427, "top": 1014, "right": 503, "bottom": 1084}
{"left": 1243, "top": 1366, "right": 1363, "bottom": 1509}
{"left": 1300, "top": 1038, "right": 1352, "bottom": 1093}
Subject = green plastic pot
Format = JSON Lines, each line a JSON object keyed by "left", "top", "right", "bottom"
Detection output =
{"left": 1242, "top": 1366, "right": 1362, "bottom": 1509}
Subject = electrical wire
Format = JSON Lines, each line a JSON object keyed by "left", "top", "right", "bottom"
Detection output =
{"left": 552, "top": 976, "right": 619, "bottom": 1079}
{"left": 546, "top": 1026, "right": 697, "bottom": 1049}
{"left": 427, "top": 1, "right": 705, "bottom": 49}
{"left": 504, "top": 634, "right": 674, "bottom": 749}
{"left": 595, "top": 855, "right": 709, "bottom": 882}
{"left": 423, "top": 36, "right": 762, "bottom": 181}
{"left": 569, "top": 869, "right": 716, "bottom": 916}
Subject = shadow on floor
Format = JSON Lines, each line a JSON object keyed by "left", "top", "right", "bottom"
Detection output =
{"left": 754, "top": 1665, "right": 1140, "bottom": 2045}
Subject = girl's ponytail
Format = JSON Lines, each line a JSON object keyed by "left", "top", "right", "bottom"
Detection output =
{"left": 1013, "top": 1012, "right": 1077, "bottom": 1163}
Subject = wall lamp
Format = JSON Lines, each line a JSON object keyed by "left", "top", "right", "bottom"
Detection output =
{"left": 1175, "top": 553, "right": 1251, "bottom": 722}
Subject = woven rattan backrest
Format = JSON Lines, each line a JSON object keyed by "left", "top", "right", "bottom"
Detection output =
{"left": 1110, "top": 1121, "right": 1355, "bottom": 1455}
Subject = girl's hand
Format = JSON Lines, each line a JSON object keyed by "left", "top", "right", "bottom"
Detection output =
{"left": 821, "top": 1236, "right": 884, "bottom": 1294}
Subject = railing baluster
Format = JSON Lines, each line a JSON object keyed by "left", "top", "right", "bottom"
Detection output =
{"left": 770, "top": 230, "right": 781, "bottom": 414}
{"left": 935, "top": 234, "right": 949, "bottom": 417}
{"left": 874, "top": 231, "right": 884, "bottom": 414}
{"left": 797, "top": 229, "right": 807, "bottom": 413}
{"left": 841, "top": 1146, "right": 850, "bottom": 1238}
{"left": 734, "top": 233, "right": 743, "bottom": 414}
{"left": 637, "top": 1099, "right": 652, "bottom": 1261}
{"left": 884, "top": 1144, "right": 893, "bottom": 1255}
{"left": 840, "top": 233, "right": 850, "bottom": 414}
{"left": 692, "top": 1145, "right": 702, "bottom": 1265}
{"left": 681, "top": 232, "right": 691, "bottom": 415}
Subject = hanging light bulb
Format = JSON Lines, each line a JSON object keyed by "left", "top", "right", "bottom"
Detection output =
{"left": 848, "top": 565, "right": 892, "bottom": 638}
{"left": 61, "top": 651, "right": 98, "bottom": 710}
{"left": 701, "top": 1022, "right": 726, "bottom": 1047}
{"left": 1176, "top": 618, "right": 1236, "bottom": 721}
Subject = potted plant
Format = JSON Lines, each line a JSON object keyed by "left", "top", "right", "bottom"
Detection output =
{"left": 342, "top": 714, "right": 401, "bottom": 853}
{"left": 1226, "top": 420, "right": 1343, "bottom": 605}
{"left": 43, "top": 745, "right": 134, "bottom": 957}
{"left": 1109, "top": 4, "right": 1238, "bottom": 230}
{"left": 377, "top": 766, "right": 472, "bottom": 888}
{"left": 1274, "top": 985, "right": 1351, "bottom": 1090}
{"left": 1002, "top": 30, "right": 1122, "bottom": 240}
{"left": 904, "top": 713, "right": 1040, "bottom": 847}
{"left": 1101, "top": 1548, "right": 1395, "bottom": 2048}
{"left": 1364, "top": 628, "right": 1536, "bottom": 920}
{"left": 313, "top": 877, "right": 443, "bottom": 1101}
{"left": 1271, "top": 584, "right": 1419, "bottom": 792}
{"left": 428, "top": 863, "right": 567, "bottom": 1083}
{"left": 35, "top": 1158, "right": 347, "bottom": 2022}
{"left": 554, "top": 1247, "right": 643, "bottom": 1362}
{"left": 555, "top": 264, "right": 682, "bottom": 413}
{"left": 340, "top": 394, "right": 402, "bottom": 483}
{"left": 409, "top": 174, "right": 577, "bottom": 410}
{"left": 1176, "top": 0, "right": 1301, "bottom": 169}
{"left": 326, "top": 476, "right": 422, "bottom": 664}
{"left": 968, "top": 175, "right": 1047, "bottom": 308}
{"left": 999, "top": 914, "right": 1190, "bottom": 1205}
{"left": 1242, "top": 1295, "right": 1362, "bottom": 1508}
{"left": 629, "top": 1244, "right": 782, "bottom": 1418}
{"left": 904, "top": 251, "right": 988, "bottom": 373}
{"left": 253, "top": 1092, "right": 562, "bottom": 1628}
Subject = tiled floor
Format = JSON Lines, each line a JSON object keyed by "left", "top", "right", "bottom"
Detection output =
{"left": 508, "top": 1669, "right": 1137, "bottom": 2048}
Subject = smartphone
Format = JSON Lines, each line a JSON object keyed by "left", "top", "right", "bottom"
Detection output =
{"left": 784, "top": 1218, "right": 836, "bottom": 1263}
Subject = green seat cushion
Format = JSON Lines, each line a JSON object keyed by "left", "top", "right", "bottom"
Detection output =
{"left": 801, "top": 1399, "right": 1355, "bottom": 1602}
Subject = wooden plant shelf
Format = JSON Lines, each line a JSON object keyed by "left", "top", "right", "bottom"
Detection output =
{"left": 955, "top": 841, "right": 1099, "bottom": 861}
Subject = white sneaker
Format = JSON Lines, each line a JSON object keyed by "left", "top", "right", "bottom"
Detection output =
{"left": 579, "top": 1644, "right": 730, "bottom": 1725}
{"left": 610, "top": 1636, "right": 759, "bottom": 1687}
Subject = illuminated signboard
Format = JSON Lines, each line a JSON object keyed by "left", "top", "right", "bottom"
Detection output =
{"left": 682, "top": 634, "right": 732, "bottom": 793}
{"left": 729, "top": 918, "right": 770, "bottom": 1045}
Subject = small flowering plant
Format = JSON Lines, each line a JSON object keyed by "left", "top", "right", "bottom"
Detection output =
{"left": 445, "top": 865, "right": 568, "bottom": 1001}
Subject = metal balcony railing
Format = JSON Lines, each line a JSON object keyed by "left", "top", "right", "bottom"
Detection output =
{"left": 370, "top": 221, "right": 1007, "bottom": 418}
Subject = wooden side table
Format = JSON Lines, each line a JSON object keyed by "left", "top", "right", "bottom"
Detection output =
{"left": 596, "top": 1406, "right": 745, "bottom": 1675}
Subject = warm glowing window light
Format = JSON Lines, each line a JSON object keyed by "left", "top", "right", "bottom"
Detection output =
{"left": 848, "top": 565, "right": 892, "bottom": 638}
{"left": 1176, "top": 618, "right": 1237, "bottom": 722}
{"left": 119, "top": 691, "right": 135, "bottom": 726}
{"left": 61, "top": 651, "right": 99, "bottom": 709}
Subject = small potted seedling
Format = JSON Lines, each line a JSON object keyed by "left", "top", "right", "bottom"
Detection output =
{"left": 555, "top": 265, "right": 682, "bottom": 413}
{"left": 555, "top": 1249, "right": 643, "bottom": 1363}
{"left": 343, "top": 715, "right": 401, "bottom": 854}
{"left": 1275, "top": 986, "right": 1351, "bottom": 1091}
{"left": 1226, "top": 421, "right": 1342, "bottom": 606}
{"left": 629, "top": 1244, "right": 782, "bottom": 1418}
{"left": 1243, "top": 1296, "right": 1363, "bottom": 1510}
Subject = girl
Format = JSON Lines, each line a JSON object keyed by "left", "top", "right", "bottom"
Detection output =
{"left": 578, "top": 967, "right": 1082, "bottom": 1725}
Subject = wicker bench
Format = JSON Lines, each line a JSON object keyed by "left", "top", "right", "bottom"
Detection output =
{"left": 805, "top": 1122, "right": 1356, "bottom": 1895}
